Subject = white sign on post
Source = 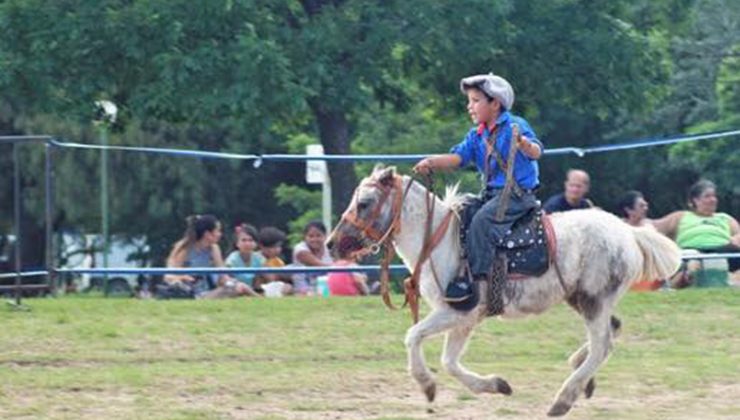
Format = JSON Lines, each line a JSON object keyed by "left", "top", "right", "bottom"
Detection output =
{"left": 306, "top": 145, "right": 332, "bottom": 230}
{"left": 306, "top": 144, "right": 327, "bottom": 184}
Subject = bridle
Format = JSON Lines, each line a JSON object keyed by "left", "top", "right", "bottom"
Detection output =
{"left": 334, "top": 174, "right": 454, "bottom": 323}
{"left": 337, "top": 175, "right": 411, "bottom": 258}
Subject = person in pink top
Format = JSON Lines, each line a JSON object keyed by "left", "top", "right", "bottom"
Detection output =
{"left": 327, "top": 249, "right": 369, "bottom": 296}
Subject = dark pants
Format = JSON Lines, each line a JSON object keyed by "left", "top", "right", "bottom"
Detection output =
{"left": 466, "top": 189, "right": 538, "bottom": 277}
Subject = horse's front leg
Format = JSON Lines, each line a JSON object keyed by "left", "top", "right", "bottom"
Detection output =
{"left": 404, "top": 307, "right": 462, "bottom": 402}
{"left": 442, "top": 324, "right": 513, "bottom": 396}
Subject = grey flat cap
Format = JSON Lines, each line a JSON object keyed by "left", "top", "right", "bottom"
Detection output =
{"left": 460, "top": 73, "right": 514, "bottom": 110}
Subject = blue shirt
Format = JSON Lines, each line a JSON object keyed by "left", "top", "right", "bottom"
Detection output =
{"left": 449, "top": 111, "right": 542, "bottom": 189}
{"left": 225, "top": 251, "right": 264, "bottom": 287}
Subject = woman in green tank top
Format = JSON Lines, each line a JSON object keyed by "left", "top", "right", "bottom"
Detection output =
{"left": 653, "top": 180, "right": 740, "bottom": 272}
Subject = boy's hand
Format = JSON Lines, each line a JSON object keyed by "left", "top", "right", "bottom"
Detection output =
{"left": 512, "top": 123, "right": 540, "bottom": 158}
{"left": 413, "top": 158, "right": 433, "bottom": 175}
{"left": 512, "top": 124, "right": 527, "bottom": 148}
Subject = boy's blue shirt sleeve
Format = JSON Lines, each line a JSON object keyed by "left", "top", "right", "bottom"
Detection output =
{"left": 449, "top": 128, "right": 478, "bottom": 168}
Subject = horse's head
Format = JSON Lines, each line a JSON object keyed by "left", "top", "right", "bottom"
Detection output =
{"left": 327, "top": 165, "right": 407, "bottom": 259}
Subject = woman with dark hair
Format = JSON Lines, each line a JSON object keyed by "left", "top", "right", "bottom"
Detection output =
{"left": 164, "top": 215, "right": 257, "bottom": 298}
{"left": 617, "top": 190, "right": 650, "bottom": 227}
{"left": 291, "top": 220, "right": 334, "bottom": 295}
{"left": 654, "top": 180, "right": 740, "bottom": 274}
{"left": 616, "top": 191, "right": 664, "bottom": 290}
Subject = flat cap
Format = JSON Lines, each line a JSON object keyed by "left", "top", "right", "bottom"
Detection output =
{"left": 460, "top": 73, "right": 514, "bottom": 110}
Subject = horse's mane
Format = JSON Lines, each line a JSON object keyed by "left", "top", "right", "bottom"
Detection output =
{"left": 441, "top": 182, "right": 470, "bottom": 214}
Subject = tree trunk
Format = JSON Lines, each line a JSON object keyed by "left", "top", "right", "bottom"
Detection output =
{"left": 312, "top": 105, "right": 357, "bottom": 224}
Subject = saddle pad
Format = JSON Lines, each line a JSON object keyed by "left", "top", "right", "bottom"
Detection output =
{"left": 496, "top": 209, "right": 551, "bottom": 277}
{"left": 458, "top": 200, "right": 556, "bottom": 279}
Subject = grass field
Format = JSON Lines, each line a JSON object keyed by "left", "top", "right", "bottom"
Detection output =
{"left": 1, "top": 289, "right": 739, "bottom": 420}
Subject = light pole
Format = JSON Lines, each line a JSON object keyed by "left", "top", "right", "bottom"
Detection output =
{"left": 94, "top": 100, "right": 117, "bottom": 296}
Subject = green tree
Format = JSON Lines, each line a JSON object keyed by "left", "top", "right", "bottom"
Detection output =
{"left": 2, "top": 0, "right": 716, "bottom": 269}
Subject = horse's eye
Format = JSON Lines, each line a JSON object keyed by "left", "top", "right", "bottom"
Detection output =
{"left": 357, "top": 201, "right": 370, "bottom": 212}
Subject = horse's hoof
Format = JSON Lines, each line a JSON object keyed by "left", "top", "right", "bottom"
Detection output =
{"left": 547, "top": 401, "right": 572, "bottom": 417}
{"left": 584, "top": 378, "right": 596, "bottom": 399}
{"left": 495, "top": 377, "right": 513, "bottom": 396}
{"left": 423, "top": 382, "right": 436, "bottom": 402}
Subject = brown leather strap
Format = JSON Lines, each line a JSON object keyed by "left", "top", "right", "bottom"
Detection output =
{"left": 380, "top": 244, "right": 397, "bottom": 310}
{"left": 484, "top": 125, "right": 499, "bottom": 183}
{"left": 542, "top": 213, "right": 568, "bottom": 294}
{"left": 495, "top": 124, "right": 521, "bottom": 221}
{"left": 403, "top": 209, "right": 454, "bottom": 323}
{"left": 403, "top": 277, "right": 419, "bottom": 324}
{"left": 377, "top": 177, "right": 415, "bottom": 310}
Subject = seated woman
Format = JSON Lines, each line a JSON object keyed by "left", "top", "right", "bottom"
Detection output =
{"left": 653, "top": 180, "right": 740, "bottom": 286}
{"left": 327, "top": 248, "right": 369, "bottom": 296}
{"left": 618, "top": 190, "right": 651, "bottom": 228}
{"left": 164, "top": 214, "right": 258, "bottom": 298}
{"left": 617, "top": 190, "right": 663, "bottom": 290}
{"left": 291, "top": 221, "right": 334, "bottom": 295}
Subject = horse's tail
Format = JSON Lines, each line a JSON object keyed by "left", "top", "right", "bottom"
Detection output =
{"left": 632, "top": 227, "right": 682, "bottom": 281}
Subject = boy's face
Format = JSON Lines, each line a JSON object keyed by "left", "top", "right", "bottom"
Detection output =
{"left": 261, "top": 244, "right": 282, "bottom": 259}
{"left": 466, "top": 88, "right": 500, "bottom": 126}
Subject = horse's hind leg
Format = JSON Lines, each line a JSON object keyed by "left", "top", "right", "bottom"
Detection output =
{"left": 567, "top": 343, "right": 592, "bottom": 397}
{"left": 568, "top": 315, "right": 622, "bottom": 399}
{"left": 442, "top": 324, "right": 512, "bottom": 396}
{"left": 404, "top": 307, "right": 464, "bottom": 402}
{"left": 548, "top": 308, "right": 615, "bottom": 417}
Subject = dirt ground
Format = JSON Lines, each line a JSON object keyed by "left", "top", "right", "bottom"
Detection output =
{"left": 183, "top": 372, "right": 740, "bottom": 420}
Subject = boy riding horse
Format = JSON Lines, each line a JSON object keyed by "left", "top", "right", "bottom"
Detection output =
{"left": 413, "top": 73, "right": 543, "bottom": 312}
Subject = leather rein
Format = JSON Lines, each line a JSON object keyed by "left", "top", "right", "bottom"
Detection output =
{"left": 338, "top": 175, "right": 454, "bottom": 323}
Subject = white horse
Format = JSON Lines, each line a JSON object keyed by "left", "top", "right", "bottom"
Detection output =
{"left": 328, "top": 166, "right": 681, "bottom": 417}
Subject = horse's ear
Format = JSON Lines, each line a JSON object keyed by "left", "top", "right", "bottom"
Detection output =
{"left": 376, "top": 166, "right": 396, "bottom": 187}
{"left": 372, "top": 163, "right": 386, "bottom": 173}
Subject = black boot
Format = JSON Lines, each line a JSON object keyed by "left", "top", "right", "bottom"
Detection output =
{"left": 445, "top": 274, "right": 482, "bottom": 312}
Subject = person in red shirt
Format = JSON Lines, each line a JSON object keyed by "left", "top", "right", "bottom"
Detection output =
{"left": 327, "top": 249, "right": 369, "bottom": 296}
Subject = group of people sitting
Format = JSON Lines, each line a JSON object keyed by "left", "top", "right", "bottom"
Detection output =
{"left": 545, "top": 170, "right": 740, "bottom": 289}
{"left": 160, "top": 170, "right": 736, "bottom": 299}
{"left": 160, "top": 216, "right": 369, "bottom": 299}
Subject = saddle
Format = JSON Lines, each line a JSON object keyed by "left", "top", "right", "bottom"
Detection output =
{"left": 445, "top": 200, "right": 557, "bottom": 313}
{"left": 458, "top": 198, "right": 556, "bottom": 278}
